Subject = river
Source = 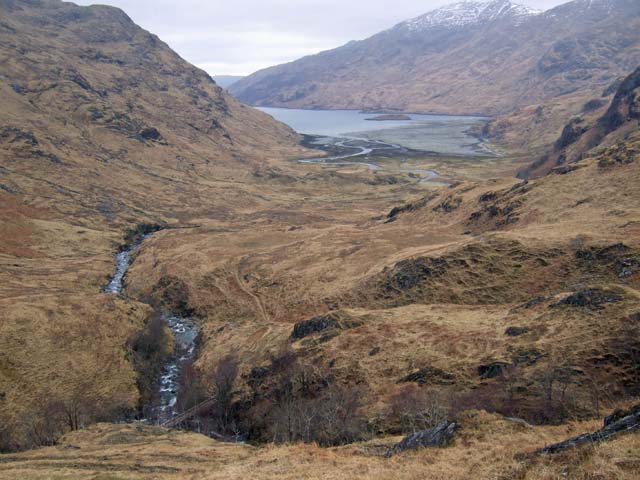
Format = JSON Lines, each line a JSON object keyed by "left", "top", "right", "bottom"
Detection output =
{"left": 103, "top": 235, "right": 199, "bottom": 424}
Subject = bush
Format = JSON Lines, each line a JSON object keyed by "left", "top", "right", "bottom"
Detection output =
{"left": 128, "top": 313, "right": 172, "bottom": 418}
{"left": 386, "top": 384, "right": 448, "bottom": 434}
{"left": 242, "top": 349, "right": 369, "bottom": 446}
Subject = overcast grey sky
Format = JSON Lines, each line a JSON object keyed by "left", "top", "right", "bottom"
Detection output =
{"left": 74, "top": 0, "right": 568, "bottom": 76}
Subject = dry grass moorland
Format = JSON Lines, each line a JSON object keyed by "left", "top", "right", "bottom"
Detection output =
{"left": 0, "top": 1, "right": 639, "bottom": 478}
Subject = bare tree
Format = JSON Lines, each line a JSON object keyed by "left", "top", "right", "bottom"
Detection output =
{"left": 210, "top": 355, "right": 239, "bottom": 436}
{"left": 387, "top": 384, "right": 447, "bottom": 434}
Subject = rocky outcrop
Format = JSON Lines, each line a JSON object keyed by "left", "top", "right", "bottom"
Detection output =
{"left": 467, "top": 181, "right": 530, "bottom": 232}
{"left": 386, "top": 193, "right": 437, "bottom": 222}
{"left": 575, "top": 243, "right": 640, "bottom": 279}
{"left": 538, "top": 404, "right": 640, "bottom": 454}
{"left": 505, "top": 326, "right": 530, "bottom": 337}
{"left": 554, "top": 118, "right": 587, "bottom": 150}
{"left": 478, "top": 361, "right": 511, "bottom": 379}
{"left": 605, "top": 404, "right": 640, "bottom": 426}
{"left": 522, "top": 64, "right": 640, "bottom": 178}
{"left": 597, "top": 142, "right": 639, "bottom": 168}
{"left": 399, "top": 367, "right": 455, "bottom": 385}
{"left": 598, "top": 65, "right": 640, "bottom": 133}
{"left": 551, "top": 288, "right": 624, "bottom": 309}
{"left": 0, "top": 126, "right": 38, "bottom": 146}
{"left": 138, "top": 127, "right": 163, "bottom": 142}
{"left": 290, "top": 311, "right": 363, "bottom": 340}
{"left": 433, "top": 196, "right": 462, "bottom": 213}
{"left": 385, "top": 421, "right": 458, "bottom": 457}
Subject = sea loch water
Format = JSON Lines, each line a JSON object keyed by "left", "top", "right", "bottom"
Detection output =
{"left": 258, "top": 107, "right": 491, "bottom": 156}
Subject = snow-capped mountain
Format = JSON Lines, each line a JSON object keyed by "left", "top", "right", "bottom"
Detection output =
{"left": 401, "top": 0, "right": 541, "bottom": 31}
{"left": 230, "top": 0, "right": 640, "bottom": 115}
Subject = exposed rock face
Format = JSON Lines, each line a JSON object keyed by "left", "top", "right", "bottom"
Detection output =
{"left": 605, "top": 404, "right": 640, "bottom": 426}
{"left": 538, "top": 404, "right": 640, "bottom": 454}
{"left": 597, "top": 142, "right": 639, "bottom": 168}
{"left": 386, "top": 193, "right": 438, "bottom": 222}
{"left": 554, "top": 118, "right": 587, "bottom": 150}
{"left": 522, "top": 64, "right": 640, "bottom": 177}
{"left": 231, "top": 0, "right": 640, "bottom": 116}
{"left": 575, "top": 243, "right": 640, "bottom": 279}
{"left": 467, "top": 181, "right": 530, "bottom": 232}
{"left": 399, "top": 367, "right": 456, "bottom": 385}
{"left": 138, "top": 127, "right": 163, "bottom": 142}
{"left": 598, "top": 65, "right": 640, "bottom": 133}
{"left": 290, "top": 311, "right": 363, "bottom": 340}
{"left": 551, "top": 288, "right": 624, "bottom": 309}
{"left": 385, "top": 421, "right": 458, "bottom": 456}
{"left": 478, "top": 361, "right": 511, "bottom": 379}
{"left": 505, "top": 326, "right": 530, "bottom": 336}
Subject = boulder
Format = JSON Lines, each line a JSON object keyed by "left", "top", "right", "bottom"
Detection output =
{"left": 505, "top": 326, "right": 530, "bottom": 337}
{"left": 385, "top": 421, "right": 457, "bottom": 457}
{"left": 139, "top": 126, "right": 163, "bottom": 141}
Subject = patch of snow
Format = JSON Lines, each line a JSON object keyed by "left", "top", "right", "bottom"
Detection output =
{"left": 401, "top": 0, "right": 542, "bottom": 31}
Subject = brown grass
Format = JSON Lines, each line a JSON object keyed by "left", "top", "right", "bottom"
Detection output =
{"left": 1, "top": 413, "right": 638, "bottom": 479}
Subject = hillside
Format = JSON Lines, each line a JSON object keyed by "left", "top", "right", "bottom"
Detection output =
{"left": 0, "top": 0, "right": 310, "bottom": 451}
{"left": 230, "top": 0, "right": 640, "bottom": 116}
{"left": 0, "top": 0, "right": 638, "bottom": 475}
{"left": 520, "top": 64, "right": 640, "bottom": 176}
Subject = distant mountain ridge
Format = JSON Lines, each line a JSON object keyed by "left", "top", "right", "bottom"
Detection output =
{"left": 212, "top": 75, "right": 244, "bottom": 89}
{"left": 400, "top": 0, "right": 540, "bottom": 30}
{"left": 230, "top": 0, "right": 640, "bottom": 116}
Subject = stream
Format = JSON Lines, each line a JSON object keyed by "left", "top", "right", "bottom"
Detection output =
{"left": 103, "top": 235, "right": 199, "bottom": 424}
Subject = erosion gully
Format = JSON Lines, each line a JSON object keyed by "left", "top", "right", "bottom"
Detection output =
{"left": 103, "top": 234, "right": 199, "bottom": 425}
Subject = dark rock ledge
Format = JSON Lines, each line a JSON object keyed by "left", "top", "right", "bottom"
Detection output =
{"left": 385, "top": 420, "right": 458, "bottom": 457}
{"left": 537, "top": 404, "right": 640, "bottom": 454}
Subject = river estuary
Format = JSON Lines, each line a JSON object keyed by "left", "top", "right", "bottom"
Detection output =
{"left": 259, "top": 107, "right": 493, "bottom": 183}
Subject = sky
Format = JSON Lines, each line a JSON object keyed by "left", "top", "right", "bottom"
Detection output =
{"left": 74, "top": 0, "right": 568, "bottom": 77}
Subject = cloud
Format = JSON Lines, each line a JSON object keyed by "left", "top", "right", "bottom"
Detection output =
{"left": 74, "top": 0, "right": 568, "bottom": 75}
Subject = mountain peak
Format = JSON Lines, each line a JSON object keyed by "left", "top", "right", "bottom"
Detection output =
{"left": 401, "top": 0, "right": 541, "bottom": 31}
